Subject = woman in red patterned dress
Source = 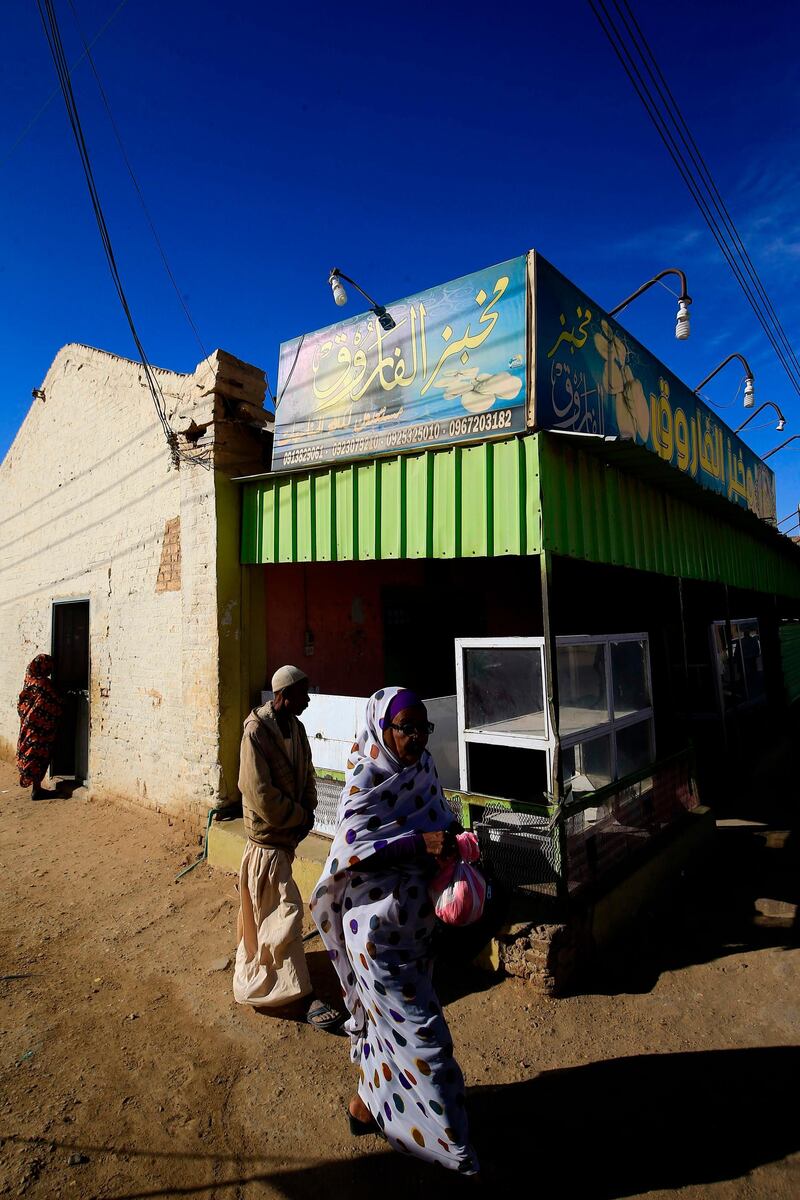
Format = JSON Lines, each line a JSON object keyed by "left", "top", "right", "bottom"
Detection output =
{"left": 16, "top": 655, "right": 64, "bottom": 800}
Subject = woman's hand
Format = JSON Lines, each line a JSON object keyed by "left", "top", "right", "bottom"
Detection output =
{"left": 421, "top": 830, "right": 457, "bottom": 865}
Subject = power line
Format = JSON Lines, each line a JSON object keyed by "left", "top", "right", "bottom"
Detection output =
{"left": 1, "top": 0, "right": 130, "bottom": 169}
{"left": 65, "top": 0, "right": 214, "bottom": 377}
{"left": 36, "top": 0, "right": 208, "bottom": 469}
{"left": 275, "top": 334, "right": 306, "bottom": 408}
{"left": 588, "top": 1, "right": 800, "bottom": 400}
{"left": 595, "top": 0, "right": 800, "bottom": 396}
{"left": 616, "top": 0, "right": 800, "bottom": 386}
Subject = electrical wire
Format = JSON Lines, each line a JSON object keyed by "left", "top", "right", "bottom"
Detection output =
{"left": 65, "top": 0, "right": 214, "bottom": 379}
{"left": 596, "top": 0, "right": 800, "bottom": 397}
{"left": 0, "top": 0, "right": 130, "bottom": 169}
{"left": 275, "top": 333, "right": 306, "bottom": 408}
{"left": 588, "top": 1, "right": 800, "bottom": 400}
{"left": 736, "top": 420, "right": 783, "bottom": 434}
{"left": 617, "top": 0, "right": 800, "bottom": 386}
{"left": 36, "top": 0, "right": 208, "bottom": 468}
{"left": 699, "top": 376, "right": 743, "bottom": 411}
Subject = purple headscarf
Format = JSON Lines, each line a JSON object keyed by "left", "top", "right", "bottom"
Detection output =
{"left": 380, "top": 688, "right": 422, "bottom": 728}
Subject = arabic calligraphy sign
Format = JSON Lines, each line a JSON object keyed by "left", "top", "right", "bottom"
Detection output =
{"left": 272, "top": 256, "right": 528, "bottom": 471}
{"left": 533, "top": 254, "right": 777, "bottom": 522}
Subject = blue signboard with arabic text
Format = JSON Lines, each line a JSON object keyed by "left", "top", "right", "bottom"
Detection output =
{"left": 534, "top": 254, "right": 776, "bottom": 522}
{"left": 272, "top": 256, "right": 528, "bottom": 471}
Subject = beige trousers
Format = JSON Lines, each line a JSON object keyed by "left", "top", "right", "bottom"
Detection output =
{"left": 233, "top": 842, "right": 312, "bottom": 1008}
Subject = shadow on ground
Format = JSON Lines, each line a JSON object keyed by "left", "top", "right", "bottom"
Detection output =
{"left": 584, "top": 825, "right": 799, "bottom": 996}
{"left": 581, "top": 714, "right": 800, "bottom": 997}
{"left": 8, "top": 1045, "right": 796, "bottom": 1198}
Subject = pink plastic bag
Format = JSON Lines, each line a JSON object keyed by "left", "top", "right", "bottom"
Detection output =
{"left": 429, "top": 831, "right": 487, "bottom": 926}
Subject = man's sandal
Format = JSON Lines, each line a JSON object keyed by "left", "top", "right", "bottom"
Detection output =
{"left": 305, "top": 998, "right": 345, "bottom": 1033}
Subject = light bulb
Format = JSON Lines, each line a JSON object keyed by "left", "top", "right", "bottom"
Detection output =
{"left": 675, "top": 299, "right": 691, "bottom": 340}
{"left": 329, "top": 273, "right": 347, "bottom": 307}
{"left": 777, "top": 418, "right": 786, "bottom": 432}
{"left": 743, "top": 376, "right": 755, "bottom": 408}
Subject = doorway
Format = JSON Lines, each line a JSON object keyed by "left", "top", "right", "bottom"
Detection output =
{"left": 50, "top": 600, "right": 90, "bottom": 783}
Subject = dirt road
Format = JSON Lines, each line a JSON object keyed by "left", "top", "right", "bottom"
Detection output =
{"left": 1, "top": 759, "right": 797, "bottom": 1199}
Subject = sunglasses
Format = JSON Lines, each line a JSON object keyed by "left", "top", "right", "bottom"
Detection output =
{"left": 388, "top": 720, "right": 435, "bottom": 737}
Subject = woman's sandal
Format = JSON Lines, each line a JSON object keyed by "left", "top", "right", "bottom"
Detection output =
{"left": 305, "top": 998, "right": 346, "bottom": 1033}
{"left": 347, "top": 1106, "right": 385, "bottom": 1139}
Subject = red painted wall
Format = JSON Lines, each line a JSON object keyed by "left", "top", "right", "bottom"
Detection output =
{"left": 262, "top": 557, "right": 544, "bottom": 699}
{"left": 263, "top": 561, "right": 426, "bottom": 696}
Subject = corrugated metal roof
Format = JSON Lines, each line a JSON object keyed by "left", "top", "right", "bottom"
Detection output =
{"left": 241, "top": 436, "right": 542, "bottom": 564}
{"left": 538, "top": 434, "right": 800, "bottom": 597}
{"left": 240, "top": 431, "right": 800, "bottom": 599}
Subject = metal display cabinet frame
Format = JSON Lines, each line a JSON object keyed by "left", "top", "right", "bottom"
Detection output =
{"left": 555, "top": 632, "right": 655, "bottom": 789}
{"left": 455, "top": 636, "right": 553, "bottom": 796}
{"left": 454, "top": 633, "right": 661, "bottom": 899}
{"left": 455, "top": 633, "right": 655, "bottom": 799}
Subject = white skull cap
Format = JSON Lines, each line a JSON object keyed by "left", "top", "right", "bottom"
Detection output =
{"left": 271, "top": 665, "right": 308, "bottom": 693}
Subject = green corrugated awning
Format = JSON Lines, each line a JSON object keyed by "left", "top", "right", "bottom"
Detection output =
{"left": 240, "top": 436, "right": 543, "bottom": 563}
{"left": 537, "top": 434, "right": 800, "bottom": 598}
{"left": 239, "top": 432, "right": 800, "bottom": 599}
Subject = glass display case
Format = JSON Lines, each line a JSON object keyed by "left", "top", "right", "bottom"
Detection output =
{"left": 456, "top": 639, "right": 551, "bottom": 806}
{"left": 557, "top": 634, "right": 654, "bottom": 797}
{"left": 455, "top": 633, "right": 655, "bottom": 803}
{"left": 463, "top": 643, "right": 547, "bottom": 739}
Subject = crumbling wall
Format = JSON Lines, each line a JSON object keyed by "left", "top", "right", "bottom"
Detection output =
{"left": 0, "top": 343, "right": 267, "bottom": 822}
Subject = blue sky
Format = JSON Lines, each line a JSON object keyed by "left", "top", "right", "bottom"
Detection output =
{"left": 2, "top": 0, "right": 799, "bottom": 525}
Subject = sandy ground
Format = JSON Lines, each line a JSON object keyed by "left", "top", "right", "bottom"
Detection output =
{"left": 0, "top": 757, "right": 798, "bottom": 1200}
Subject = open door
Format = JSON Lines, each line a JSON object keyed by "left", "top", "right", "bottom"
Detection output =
{"left": 50, "top": 600, "right": 90, "bottom": 783}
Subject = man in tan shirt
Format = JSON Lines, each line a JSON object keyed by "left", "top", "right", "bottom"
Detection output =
{"left": 233, "top": 665, "right": 343, "bottom": 1032}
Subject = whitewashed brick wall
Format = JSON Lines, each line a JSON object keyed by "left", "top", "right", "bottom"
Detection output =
{"left": 0, "top": 343, "right": 268, "bottom": 823}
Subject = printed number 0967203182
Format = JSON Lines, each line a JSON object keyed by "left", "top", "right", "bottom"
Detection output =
{"left": 449, "top": 408, "right": 513, "bottom": 438}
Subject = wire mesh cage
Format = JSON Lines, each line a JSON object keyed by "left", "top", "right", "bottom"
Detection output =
{"left": 314, "top": 779, "right": 465, "bottom": 840}
{"left": 475, "top": 805, "right": 561, "bottom": 896}
{"left": 443, "top": 790, "right": 466, "bottom": 823}
{"left": 564, "top": 752, "right": 698, "bottom": 892}
{"left": 313, "top": 776, "right": 341, "bottom": 838}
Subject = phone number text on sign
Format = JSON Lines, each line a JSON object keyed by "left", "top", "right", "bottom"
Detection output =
{"left": 278, "top": 408, "right": 516, "bottom": 468}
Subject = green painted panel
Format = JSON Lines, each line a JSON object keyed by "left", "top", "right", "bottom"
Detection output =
{"left": 295, "top": 475, "right": 313, "bottom": 561}
{"left": 241, "top": 483, "right": 260, "bottom": 562}
{"left": 276, "top": 477, "right": 294, "bottom": 563}
{"left": 335, "top": 466, "right": 354, "bottom": 561}
{"left": 405, "top": 454, "right": 430, "bottom": 558}
{"left": 461, "top": 443, "right": 490, "bottom": 557}
{"left": 314, "top": 471, "right": 332, "bottom": 562}
{"left": 378, "top": 457, "right": 402, "bottom": 559}
{"left": 493, "top": 438, "right": 523, "bottom": 555}
{"left": 261, "top": 483, "right": 274, "bottom": 564}
{"left": 432, "top": 448, "right": 457, "bottom": 558}
{"left": 356, "top": 462, "right": 377, "bottom": 559}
